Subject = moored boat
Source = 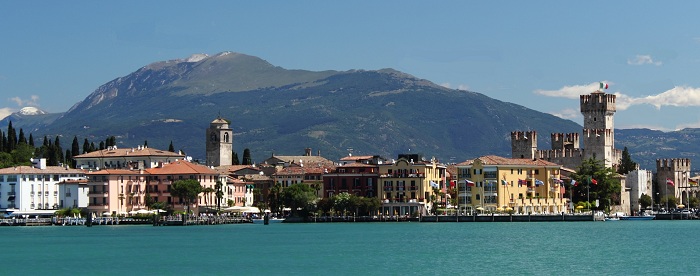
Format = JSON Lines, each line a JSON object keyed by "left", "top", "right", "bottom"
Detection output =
{"left": 619, "top": 215, "right": 655, "bottom": 220}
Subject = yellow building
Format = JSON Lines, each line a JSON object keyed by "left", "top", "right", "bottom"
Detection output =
{"left": 378, "top": 155, "right": 447, "bottom": 216}
{"left": 456, "top": 155, "right": 566, "bottom": 215}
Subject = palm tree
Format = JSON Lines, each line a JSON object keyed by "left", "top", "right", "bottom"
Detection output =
{"left": 203, "top": 187, "right": 215, "bottom": 210}
{"left": 215, "top": 181, "right": 224, "bottom": 212}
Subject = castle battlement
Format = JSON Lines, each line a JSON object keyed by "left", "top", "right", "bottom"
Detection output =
{"left": 511, "top": 131, "right": 537, "bottom": 141}
{"left": 551, "top": 132, "right": 579, "bottom": 150}
{"left": 536, "top": 148, "right": 584, "bottom": 159}
{"left": 656, "top": 158, "right": 691, "bottom": 172}
{"left": 580, "top": 92, "right": 616, "bottom": 113}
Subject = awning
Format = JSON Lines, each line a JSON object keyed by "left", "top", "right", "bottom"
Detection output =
{"left": 9, "top": 210, "right": 58, "bottom": 216}
{"left": 8, "top": 195, "right": 15, "bottom": 201}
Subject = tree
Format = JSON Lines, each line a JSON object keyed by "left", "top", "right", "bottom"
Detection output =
{"left": 571, "top": 157, "right": 621, "bottom": 211}
{"left": 689, "top": 197, "right": 700, "bottom": 209}
{"left": 333, "top": 192, "right": 352, "bottom": 216}
{"left": 203, "top": 187, "right": 215, "bottom": 210}
{"left": 82, "top": 138, "right": 90, "bottom": 154}
{"left": 28, "top": 133, "right": 34, "bottom": 147}
{"left": 168, "top": 141, "right": 175, "bottom": 152}
{"left": 11, "top": 144, "right": 34, "bottom": 166}
{"left": 171, "top": 179, "right": 203, "bottom": 214}
{"left": 17, "top": 129, "right": 26, "bottom": 145}
{"left": 242, "top": 148, "right": 252, "bottom": 165}
{"left": 617, "top": 147, "right": 637, "bottom": 175}
{"left": 639, "top": 193, "right": 652, "bottom": 209}
{"left": 215, "top": 180, "right": 224, "bottom": 211}
{"left": 268, "top": 183, "right": 282, "bottom": 214}
{"left": 232, "top": 152, "right": 240, "bottom": 165}
{"left": 281, "top": 183, "right": 316, "bottom": 217}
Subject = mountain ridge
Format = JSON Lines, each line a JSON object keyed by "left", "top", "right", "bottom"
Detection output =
{"left": 1, "top": 52, "right": 691, "bottom": 171}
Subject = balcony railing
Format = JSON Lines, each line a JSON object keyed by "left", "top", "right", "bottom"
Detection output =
{"left": 65, "top": 193, "right": 72, "bottom": 197}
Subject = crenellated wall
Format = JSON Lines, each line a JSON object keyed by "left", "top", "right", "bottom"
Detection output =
{"left": 511, "top": 131, "right": 537, "bottom": 159}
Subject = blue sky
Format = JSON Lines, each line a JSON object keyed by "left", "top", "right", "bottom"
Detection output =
{"left": 2, "top": 1, "right": 700, "bottom": 131}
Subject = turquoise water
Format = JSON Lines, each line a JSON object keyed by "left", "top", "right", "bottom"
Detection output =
{"left": 3, "top": 221, "right": 699, "bottom": 275}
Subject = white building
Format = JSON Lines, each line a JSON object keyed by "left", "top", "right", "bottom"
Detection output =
{"left": 0, "top": 159, "right": 86, "bottom": 214}
{"left": 73, "top": 145, "right": 185, "bottom": 170}
{"left": 57, "top": 179, "right": 89, "bottom": 209}
{"left": 626, "top": 169, "right": 653, "bottom": 214}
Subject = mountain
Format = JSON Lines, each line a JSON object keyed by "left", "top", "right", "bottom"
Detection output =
{"left": 616, "top": 128, "right": 700, "bottom": 172}
{"left": 0, "top": 107, "right": 62, "bottom": 134}
{"left": 3, "top": 52, "right": 585, "bottom": 164}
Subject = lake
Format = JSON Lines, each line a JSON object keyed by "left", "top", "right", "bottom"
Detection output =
{"left": 3, "top": 220, "right": 699, "bottom": 275}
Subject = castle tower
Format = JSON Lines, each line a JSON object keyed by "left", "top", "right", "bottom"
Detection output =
{"left": 656, "top": 158, "right": 691, "bottom": 204}
{"left": 205, "top": 116, "right": 233, "bottom": 167}
{"left": 580, "top": 91, "right": 619, "bottom": 167}
{"left": 551, "top": 133, "right": 579, "bottom": 151}
{"left": 511, "top": 131, "right": 537, "bottom": 159}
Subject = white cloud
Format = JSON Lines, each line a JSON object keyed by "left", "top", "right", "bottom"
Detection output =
{"left": 534, "top": 82, "right": 700, "bottom": 111}
{"left": 534, "top": 82, "right": 604, "bottom": 99}
{"left": 627, "top": 55, "right": 662, "bottom": 66}
{"left": 631, "top": 86, "right": 700, "bottom": 109}
{"left": 616, "top": 123, "right": 670, "bottom": 131}
{"left": 0, "top": 107, "right": 14, "bottom": 120}
{"left": 440, "top": 83, "right": 470, "bottom": 91}
{"left": 550, "top": 108, "right": 580, "bottom": 120}
{"left": 9, "top": 95, "right": 40, "bottom": 107}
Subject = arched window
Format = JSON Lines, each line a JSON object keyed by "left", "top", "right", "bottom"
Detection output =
{"left": 224, "top": 132, "right": 229, "bottom": 143}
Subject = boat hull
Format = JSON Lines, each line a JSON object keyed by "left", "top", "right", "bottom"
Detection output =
{"left": 619, "top": 216, "right": 655, "bottom": 220}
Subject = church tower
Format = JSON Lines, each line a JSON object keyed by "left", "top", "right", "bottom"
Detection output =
{"left": 580, "top": 90, "right": 619, "bottom": 167}
{"left": 205, "top": 116, "right": 233, "bottom": 167}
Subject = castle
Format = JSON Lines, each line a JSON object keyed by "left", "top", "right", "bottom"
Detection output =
{"left": 511, "top": 90, "right": 622, "bottom": 169}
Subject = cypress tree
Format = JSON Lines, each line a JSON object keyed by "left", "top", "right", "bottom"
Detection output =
{"left": 232, "top": 152, "right": 240, "bottom": 165}
{"left": 43, "top": 136, "right": 49, "bottom": 147}
{"left": 28, "top": 133, "right": 34, "bottom": 147}
{"left": 0, "top": 131, "right": 5, "bottom": 153}
{"left": 71, "top": 136, "right": 79, "bottom": 159}
{"left": 89, "top": 142, "right": 96, "bottom": 152}
{"left": 65, "top": 149, "right": 72, "bottom": 167}
{"left": 7, "top": 121, "right": 16, "bottom": 152}
{"left": 18, "top": 129, "right": 26, "bottom": 145}
{"left": 54, "top": 136, "right": 63, "bottom": 164}
{"left": 83, "top": 138, "right": 90, "bottom": 154}
{"left": 99, "top": 141, "right": 105, "bottom": 150}
{"left": 168, "top": 141, "right": 175, "bottom": 152}
{"left": 242, "top": 148, "right": 252, "bottom": 165}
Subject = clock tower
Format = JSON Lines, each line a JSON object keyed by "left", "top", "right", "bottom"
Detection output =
{"left": 205, "top": 116, "right": 233, "bottom": 167}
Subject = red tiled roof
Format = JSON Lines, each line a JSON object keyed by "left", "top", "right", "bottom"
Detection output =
{"left": 457, "top": 155, "right": 562, "bottom": 167}
{"left": 274, "top": 166, "right": 325, "bottom": 176}
{"left": 146, "top": 160, "right": 220, "bottom": 175}
{"left": 74, "top": 147, "right": 184, "bottom": 159}
{"left": 339, "top": 155, "right": 375, "bottom": 161}
{"left": 86, "top": 169, "right": 144, "bottom": 175}
{"left": 0, "top": 166, "right": 85, "bottom": 174}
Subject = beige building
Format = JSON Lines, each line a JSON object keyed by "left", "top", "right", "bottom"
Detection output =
{"left": 378, "top": 154, "right": 447, "bottom": 216}
{"left": 456, "top": 155, "right": 567, "bottom": 215}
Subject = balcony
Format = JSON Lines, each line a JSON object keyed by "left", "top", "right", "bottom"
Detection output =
{"left": 383, "top": 187, "right": 393, "bottom": 191}
{"left": 65, "top": 193, "right": 72, "bottom": 197}
{"left": 8, "top": 192, "right": 15, "bottom": 196}
{"left": 409, "top": 186, "right": 417, "bottom": 191}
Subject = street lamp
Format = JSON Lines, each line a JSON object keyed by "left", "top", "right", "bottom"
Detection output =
{"left": 656, "top": 192, "right": 660, "bottom": 213}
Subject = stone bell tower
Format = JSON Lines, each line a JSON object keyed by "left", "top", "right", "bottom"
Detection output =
{"left": 205, "top": 116, "right": 233, "bottom": 167}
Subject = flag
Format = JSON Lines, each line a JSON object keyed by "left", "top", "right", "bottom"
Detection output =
{"left": 690, "top": 179, "right": 698, "bottom": 186}
{"left": 666, "top": 178, "right": 674, "bottom": 186}
{"left": 430, "top": 181, "right": 438, "bottom": 188}
{"left": 590, "top": 178, "right": 597, "bottom": 185}
{"left": 501, "top": 179, "right": 508, "bottom": 186}
{"left": 518, "top": 179, "right": 525, "bottom": 187}
{"left": 599, "top": 82, "right": 608, "bottom": 90}
{"left": 466, "top": 180, "right": 475, "bottom": 187}
{"left": 535, "top": 179, "right": 544, "bottom": 186}
{"left": 571, "top": 179, "right": 577, "bottom": 186}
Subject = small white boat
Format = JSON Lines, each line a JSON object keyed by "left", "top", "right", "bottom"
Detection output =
{"left": 604, "top": 217, "right": 620, "bottom": 221}
{"left": 252, "top": 217, "right": 284, "bottom": 224}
